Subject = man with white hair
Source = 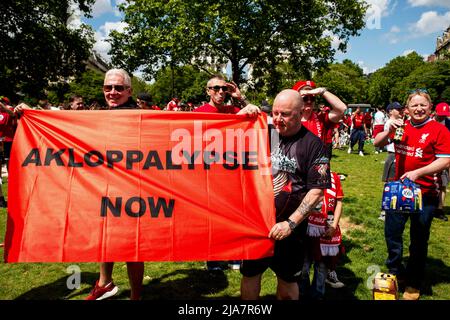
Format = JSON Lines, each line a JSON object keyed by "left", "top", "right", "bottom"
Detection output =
{"left": 86, "top": 69, "right": 144, "bottom": 301}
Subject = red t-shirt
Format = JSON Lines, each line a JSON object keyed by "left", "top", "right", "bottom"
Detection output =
{"left": 166, "top": 100, "right": 178, "bottom": 111}
{"left": 344, "top": 115, "right": 352, "bottom": 128}
{"left": 307, "top": 171, "right": 343, "bottom": 227}
{"left": 394, "top": 118, "right": 450, "bottom": 195}
{"left": 323, "top": 122, "right": 339, "bottom": 145}
{"left": 352, "top": 113, "right": 364, "bottom": 129}
{"left": 0, "top": 106, "right": 17, "bottom": 142}
{"left": 363, "top": 112, "right": 372, "bottom": 125}
{"left": 193, "top": 103, "right": 240, "bottom": 114}
{"left": 301, "top": 111, "right": 334, "bottom": 142}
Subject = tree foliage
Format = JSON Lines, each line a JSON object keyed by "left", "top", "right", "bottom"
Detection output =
{"left": 367, "top": 52, "right": 425, "bottom": 107}
{"left": 148, "top": 65, "right": 210, "bottom": 107}
{"left": 394, "top": 59, "right": 450, "bottom": 104}
{"left": 314, "top": 59, "right": 369, "bottom": 104}
{"left": 0, "top": 0, "right": 95, "bottom": 101}
{"left": 109, "top": 0, "right": 367, "bottom": 85}
{"left": 64, "top": 69, "right": 105, "bottom": 105}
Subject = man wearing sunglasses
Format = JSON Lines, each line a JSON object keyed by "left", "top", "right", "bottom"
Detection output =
{"left": 86, "top": 69, "right": 144, "bottom": 301}
{"left": 194, "top": 74, "right": 260, "bottom": 116}
{"left": 194, "top": 75, "right": 260, "bottom": 272}
{"left": 102, "top": 70, "right": 137, "bottom": 110}
{"left": 14, "top": 69, "right": 144, "bottom": 300}
{"left": 292, "top": 80, "right": 347, "bottom": 159}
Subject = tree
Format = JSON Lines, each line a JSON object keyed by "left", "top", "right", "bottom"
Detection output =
{"left": 0, "top": 0, "right": 95, "bottom": 101}
{"left": 64, "top": 69, "right": 105, "bottom": 105}
{"left": 314, "top": 59, "right": 369, "bottom": 104}
{"left": 394, "top": 59, "right": 450, "bottom": 104}
{"left": 367, "top": 52, "right": 425, "bottom": 107}
{"left": 149, "top": 65, "right": 210, "bottom": 107}
{"left": 109, "top": 0, "right": 367, "bottom": 85}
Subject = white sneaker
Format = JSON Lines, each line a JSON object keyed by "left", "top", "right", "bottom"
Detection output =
{"left": 326, "top": 271, "right": 345, "bottom": 289}
{"left": 378, "top": 211, "right": 386, "bottom": 221}
{"left": 374, "top": 151, "right": 379, "bottom": 154}
{"left": 347, "top": 148, "right": 352, "bottom": 154}
{"left": 228, "top": 261, "right": 241, "bottom": 270}
{"left": 359, "top": 151, "right": 364, "bottom": 157}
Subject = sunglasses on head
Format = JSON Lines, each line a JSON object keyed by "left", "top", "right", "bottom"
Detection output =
{"left": 208, "top": 86, "right": 228, "bottom": 92}
{"left": 409, "top": 88, "right": 428, "bottom": 94}
{"left": 103, "top": 84, "right": 128, "bottom": 92}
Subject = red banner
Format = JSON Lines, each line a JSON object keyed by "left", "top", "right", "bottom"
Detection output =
{"left": 4, "top": 110, "right": 275, "bottom": 262}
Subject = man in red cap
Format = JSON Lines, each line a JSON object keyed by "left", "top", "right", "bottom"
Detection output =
{"left": 291, "top": 80, "right": 347, "bottom": 158}
{"left": 291, "top": 80, "right": 347, "bottom": 292}
{"left": 434, "top": 102, "right": 450, "bottom": 221}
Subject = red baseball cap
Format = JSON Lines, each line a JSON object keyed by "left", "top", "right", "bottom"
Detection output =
{"left": 436, "top": 102, "right": 450, "bottom": 116}
{"left": 292, "top": 80, "right": 316, "bottom": 91}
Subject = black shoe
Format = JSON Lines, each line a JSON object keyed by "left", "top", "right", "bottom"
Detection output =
{"left": 0, "top": 200, "right": 7, "bottom": 208}
{"left": 434, "top": 209, "right": 448, "bottom": 221}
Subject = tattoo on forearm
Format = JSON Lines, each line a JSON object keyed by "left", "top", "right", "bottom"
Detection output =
{"left": 296, "top": 201, "right": 314, "bottom": 217}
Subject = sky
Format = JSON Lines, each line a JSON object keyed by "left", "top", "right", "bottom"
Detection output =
{"left": 73, "top": 0, "right": 450, "bottom": 76}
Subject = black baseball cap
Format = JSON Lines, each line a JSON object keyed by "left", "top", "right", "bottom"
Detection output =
{"left": 386, "top": 102, "right": 403, "bottom": 111}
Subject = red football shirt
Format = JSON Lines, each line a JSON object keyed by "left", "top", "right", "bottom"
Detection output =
{"left": 394, "top": 118, "right": 450, "bottom": 195}
{"left": 352, "top": 113, "right": 364, "bottom": 129}
{"left": 0, "top": 106, "right": 17, "bottom": 142}
{"left": 193, "top": 103, "right": 240, "bottom": 114}
{"left": 301, "top": 111, "right": 334, "bottom": 142}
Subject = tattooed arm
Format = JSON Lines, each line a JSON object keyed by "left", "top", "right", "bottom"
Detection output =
{"left": 268, "top": 188, "right": 324, "bottom": 240}
{"left": 290, "top": 188, "right": 324, "bottom": 224}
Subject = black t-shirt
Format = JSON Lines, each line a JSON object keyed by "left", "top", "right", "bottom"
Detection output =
{"left": 270, "top": 125, "right": 331, "bottom": 220}
{"left": 110, "top": 98, "right": 138, "bottom": 110}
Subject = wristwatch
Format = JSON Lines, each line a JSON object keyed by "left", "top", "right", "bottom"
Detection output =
{"left": 287, "top": 218, "right": 297, "bottom": 231}
{"left": 320, "top": 88, "right": 328, "bottom": 96}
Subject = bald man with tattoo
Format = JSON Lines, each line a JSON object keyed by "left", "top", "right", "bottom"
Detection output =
{"left": 240, "top": 89, "right": 331, "bottom": 300}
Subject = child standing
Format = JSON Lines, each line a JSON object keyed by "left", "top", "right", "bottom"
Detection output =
{"left": 299, "top": 171, "right": 344, "bottom": 299}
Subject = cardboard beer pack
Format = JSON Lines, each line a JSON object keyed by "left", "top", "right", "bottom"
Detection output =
{"left": 381, "top": 178, "right": 422, "bottom": 213}
{"left": 373, "top": 272, "right": 398, "bottom": 300}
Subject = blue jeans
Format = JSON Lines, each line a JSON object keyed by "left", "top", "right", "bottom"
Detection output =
{"left": 299, "top": 255, "right": 327, "bottom": 300}
{"left": 350, "top": 128, "right": 365, "bottom": 152}
{"left": 384, "top": 195, "right": 437, "bottom": 289}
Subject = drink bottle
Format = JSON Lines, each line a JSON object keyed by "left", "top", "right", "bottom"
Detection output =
{"left": 393, "top": 125, "right": 404, "bottom": 143}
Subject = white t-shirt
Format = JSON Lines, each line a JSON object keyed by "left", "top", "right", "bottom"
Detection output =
{"left": 384, "top": 119, "right": 395, "bottom": 152}
{"left": 373, "top": 111, "right": 386, "bottom": 126}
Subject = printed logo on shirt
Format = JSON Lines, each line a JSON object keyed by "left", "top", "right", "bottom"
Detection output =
{"left": 315, "top": 163, "right": 329, "bottom": 178}
{"left": 415, "top": 147, "right": 423, "bottom": 158}
{"left": 419, "top": 133, "right": 430, "bottom": 144}
{"left": 271, "top": 145, "right": 297, "bottom": 173}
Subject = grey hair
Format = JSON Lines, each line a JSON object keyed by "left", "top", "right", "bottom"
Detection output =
{"left": 104, "top": 69, "right": 132, "bottom": 87}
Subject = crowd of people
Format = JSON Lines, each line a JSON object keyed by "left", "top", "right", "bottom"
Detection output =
{"left": 1, "top": 69, "right": 450, "bottom": 301}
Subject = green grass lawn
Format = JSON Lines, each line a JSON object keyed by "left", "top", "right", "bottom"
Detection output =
{"left": 0, "top": 143, "right": 449, "bottom": 300}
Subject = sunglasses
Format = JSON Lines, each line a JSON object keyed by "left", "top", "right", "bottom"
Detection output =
{"left": 208, "top": 86, "right": 228, "bottom": 92}
{"left": 409, "top": 88, "right": 428, "bottom": 94}
{"left": 103, "top": 84, "right": 129, "bottom": 92}
{"left": 303, "top": 95, "right": 315, "bottom": 102}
